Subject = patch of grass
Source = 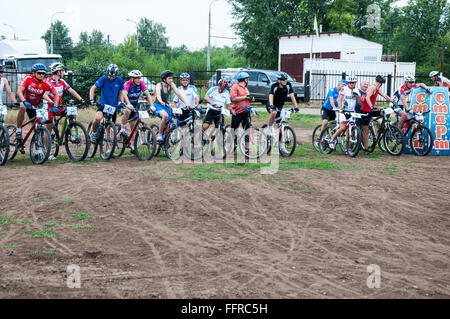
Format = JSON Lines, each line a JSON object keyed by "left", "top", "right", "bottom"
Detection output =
{"left": 3, "top": 243, "right": 22, "bottom": 248}
{"left": 44, "top": 221, "right": 57, "bottom": 227}
{"left": 72, "top": 212, "right": 93, "bottom": 220}
{"left": 0, "top": 216, "right": 17, "bottom": 225}
{"left": 164, "top": 222, "right": 177, "bottom": 227}
{"left": 0, "top": 231, "right": 10, "bottom": 236}
{"left": 20, "top": 220, "right": 33, "bottom": 225}
{"left": 24, "top": 226, "right": 55, "bottom": 238}
{"left": 280, "top": 159, "right": 344, "bottom": 171}
{"left": 36, "top": 196, "right": 51, "bottom": 201}
{"left": 58, "top": 199, "right": 75, "bottom": 205}
{"left": 43, "top": 249, "right": 55, "bottom": 254}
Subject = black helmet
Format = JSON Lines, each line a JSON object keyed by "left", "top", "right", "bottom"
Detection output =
{"left": 161, "top": 70, "right": 174, "bottom": 81}
{"left": 375, "top": 75, "right": 386, "bottom": 84}
{"left": 107, "top": 64, "right": 119, "bottom": 76}
{"left": 277, "top": 72, "right": 289, "bottom": 80}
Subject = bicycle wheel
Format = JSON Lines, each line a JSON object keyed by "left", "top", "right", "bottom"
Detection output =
{"left": 346, "top": 125, "right": 362, "bottom": 157}
{"left": 224, "top": 124, "right": 237, "bottom": 157}
{"left": 260, "top": 124, "right": 273, "bottom": 155}
{"left": 338, "top": 129, "right": 348, "bottom": 154}
{"left": 65, "top": 121, "right": 89, "bottom": 161}
{"left": 150, "top": 124, "right": 162, "bottom": 157}
{"left": 210, "top": 127, "right": 234, "bottom": 160}
{"left": 383, "top": 124, "right": 405, "bottom": 156}
{"left": 6, "top": 125, "right": 18, "bottom": 161}
{"left": 312, "top": 125, "right": 323, "bottom": 152}
{"left": 134, "top": 122, "right": 156, "bottom": 161}
{"left": 164, "top": 127, "right": 184, "bottom": 160}
{"left": 318, "top": 125, "right": 335, "bottom": 154}
{"left": 99, "top": 121, "right": 117, "bottom": 160}
{"left": 366, "top": 122, "right": 379, "bottom": 153}
{"left": 87, "top": 121, "right": 98, "bottom": 159}
{"left": 237, "top": 127, "right": 267, "bottom": 159}
{"left": 0, "top": 124, "right": 9, "bottom": 166}
{"left": 186, "top": 126, "right": 207, "bottom": 161}
{"left": 30, "top": 126, "right": 51, "bottom": 165}
{"left": 280, "top": 125, "right": 296, "bottom": 157}
{"left": 113, "top": 124, "right": 126, "bottom": 158}
{"left": 50, "top": 125, "right": 60, "bottom": 158}
{"left": 410, "top": 125, "right": 434, "bottom": 156}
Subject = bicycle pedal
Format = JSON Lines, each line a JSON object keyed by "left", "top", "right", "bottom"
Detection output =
{"left": 20, "top": 148, "right": 25, "bottom": 154}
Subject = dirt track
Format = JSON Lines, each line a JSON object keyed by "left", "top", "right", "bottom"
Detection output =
{"left": 0, "top": 127, "right": 449, "bottom": 299}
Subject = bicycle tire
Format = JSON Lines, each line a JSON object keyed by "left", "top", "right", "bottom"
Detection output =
{"left": 150, "top": 124, "right": 162, "bottom": 156}
{"left": 0, "top": 124, "right": 9, "bottom": 166}
{"left": 6, "top": 125, "right": 18, "bottom": 161}
{"left": 366, "top": 122, "right": 379, "bottom": 153}
{"left": 113, "top": 124, "right": 126, "bottom": 158}
{"left": 338, "top": 129, "right": 348, "bottom": 154}
{"left": 280, "top": 125, "right": 296, "bottom": 158}
{"left": 224, "top": 124, "right": 237, "bottom": 156}
{"left": 50, "top": 125, "right": 60, "bottom": 159}
{"left": 99, "top": 121, "right": 117, "bottom": 161}
{"left": 237, "top": 127, "right": 267, "bottom": 160}
{"left": 318, "top": 125, "right": 335, "bottom": 154}
{"left": 65, "top": 121, "right": 89, "bottom": 161}
{"left": 164, "top": 127, "right": 184, "bottom": 160}
{"left": 346, "top": 125, "right": 362, "bottom": 157}
{"left": 187, "top": 126, "right": 207, "bottom": 161}
{"left": 134, "top": 122, "right": 156, "bottom": 161}
{"left": 260, "top": 124, "right": 272, "bottom": 155}
{"left": 30, "top": 126, "right": 51, "bottom": 165}
{"left": 383, "top": 124, "right": 405, "bottom": 156}
{"left": 87, "top": 121, "right": 98, "bottom": 158}
{"left": 312, "top": 125, "right": 322, "bottom": 152}
{"left": 410, "top": 124, "right": 434, "bottom": 156}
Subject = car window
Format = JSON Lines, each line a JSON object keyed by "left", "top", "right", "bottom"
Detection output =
{"left": 258, "top": 73, "right": 269, "bottom": 83}
{"left": 247, "top": 72, "right": 258, "bottom": 82}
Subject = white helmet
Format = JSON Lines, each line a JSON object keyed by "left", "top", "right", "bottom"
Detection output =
{"left": 405, "top": 75, "right": 415, "bottom": 82}
{"left": 346, "top": 75, "right": 357, "bottom": 83}
{"left": 429, "top": 71, "right": 439, "bottom": 78}
{"left": 128, "top": 70, "right": 143, "bottom": 78}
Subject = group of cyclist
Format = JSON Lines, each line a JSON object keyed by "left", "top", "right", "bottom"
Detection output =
{"left": 319, "top": 70, "right": 442, "bottom": 154}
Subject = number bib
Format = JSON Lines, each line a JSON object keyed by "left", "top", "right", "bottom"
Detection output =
{"left": 221, "top": 108, "right": 231, "bottom": 117}
{"left": 172, "top": 108, "right": 183, "bottom": 116}
{"left": 36, "top": 109, "right": 48, "bottom": 120}
{"left": 415, "top": 113, "right": 424, "bottom": 121}
{"left": 0, "top": 105, "right": 6, "bottom": 115}
{"left": 139, "top": 111, "right": 150, "bottom": 119}
{"left": 66, "top": 107, "right": 78, "bottom": 116}
{"left": 103, "top": 105, "right": 116, "bottom": 115}
{"left": 281, "top": 109, "right": 291, "bottom": 119}
{"left": 384, "top": 108, "right": 394, "bottom": 116}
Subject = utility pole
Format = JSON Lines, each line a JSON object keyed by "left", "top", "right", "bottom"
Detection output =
{"left": 393, "top": 49, "right": 399, "bottom": 91}
{"left": 440, "top": 47, "right": 447, "bottom": 76}
{"left": 126, "top": 19, "right": 139, "bottom": 49}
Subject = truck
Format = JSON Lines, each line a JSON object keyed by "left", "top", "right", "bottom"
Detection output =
{"left": 0, "top": 39, "right": 62, "bottom": 102}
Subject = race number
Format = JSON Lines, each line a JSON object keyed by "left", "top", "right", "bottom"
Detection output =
{"left": 103, "top": 105, "right": 116, "bottom": 115}
{"left": 415, "top": 113, "right": 424, "bottom": 121}
{"left": 0, "top": 105, "right": 6, "bottom": 115}
{"left": 384, "top": 108, "right": 394, "bottom": 116}
{"left": 281, "top": 109, "right": 291, "bottom": 119}
{"left": 139, "top": 111, "right": 150, "bottom": 119}
{"left": 394, "top": 108, "right": 402, "bottom": 114}
{"left": 36, "top": 109, "right": 48, "bottom": 120}
{"left": 221, "top": 108, "right": 231, "bottom": 117}
{"left": 66, "top": 107, "right": 78, "bottom": 116}
{"left": 172, "top": 108, "right": 183, "bottom": 116}
{"left": 351, "top": 112, "right": 362, "bottom": 119}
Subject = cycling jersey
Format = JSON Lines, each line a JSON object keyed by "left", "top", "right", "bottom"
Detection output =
{"left": 361, "top": 88, "right": 380, "bottom": 113}
{"left": 123, "top": 80, "right": 148, "bottom": 107}
{"left": 323, "top": 87, "right": 340, "bottom": 110}
{"left": 44, "top": 77, "right": 70, "bottom": 108}
{"left": 19, "top": 74, "right": 56, "bottom": 106}
{"left": 205, "top": 86, "right": 231, "bottom": 111}
{"left": 339, "top": 86, "right": 360, "bottom": 112}
{"left": 393, "top": 83, "right": 416, "bottom": 108}
{"left": 157, "top": 82, "right": 172, "bottom": 105}
{"left": 269, "top": 82, "right": 293, "bottom": 108}
{"left": 94, "top": 75, "right": 124, "bottom": 107}
{"left": 172, "top": 85, "right": 199, "bottom": 109}
{"left": 230, "top": 83, "right": 250, "bottom": 115}
{"left": 435, "top": 76, "right": 450, "bottom": 89}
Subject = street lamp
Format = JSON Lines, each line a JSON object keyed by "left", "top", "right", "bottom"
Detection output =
{"left": 207, "top": 0, "right": 220, "bottom": 72}
{"left": 3, "top": 24, "right": 16, "bottom": 40}
{"left": 51, "top": 11, "right": 64, "bottom": 54}
{"left": 126, "top": 19, "right": 139, "bottom": 49}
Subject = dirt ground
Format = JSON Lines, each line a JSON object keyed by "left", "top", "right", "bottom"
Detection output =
{"left": 0, "top": 126, "right": 449, "bottom": 299}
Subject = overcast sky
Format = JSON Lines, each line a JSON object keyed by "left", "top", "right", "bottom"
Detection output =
{"left": 0, "top": 0, "right": 238, "bottom": 50}
{"left": 1, "top": 0, "right": 409, "bottom": 51}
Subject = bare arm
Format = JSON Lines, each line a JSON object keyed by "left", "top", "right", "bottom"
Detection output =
{"left": 3, "top": 78, "right": 17, "bottom": 103}
{"left": 89, "top": 85, "right": 97, "bottom": 101}
{"left": 52, "top": 90, "right": 61, "bottom": 108}
{"left": 17, "top": 86, "right": 26, "bottom": 103}
{"left": 146, "top": 93, "right": 154, "bottom": 107}
{"left": 68, "top": 87, "right": 83, "bottom": 101}
{"left": 378, "top": 90, "right": 393, "bottom": 103}
{"left": 172, "top": 83, "right": 190, "bottom": 108}
{"left": 289, "top": 93, "right": 298, "bottom": 108}
{"left": 203, "top": 94, "right": 215, "bottom": 107}
{"left": 337, "top": 94, "right": 344, "bottom": 110}
{"left": 269, "top": 94, "right": 274, "bottom": 106}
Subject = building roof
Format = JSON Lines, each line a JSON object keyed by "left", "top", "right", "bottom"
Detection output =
{"left": 277, "top": 32, "right": 382, "bottom": 46}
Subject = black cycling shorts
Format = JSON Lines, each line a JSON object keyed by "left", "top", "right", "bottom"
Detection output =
{"left": 96, "top": 105, "right": 118, "bottom": 123}
{"left": 231, "top": 112, "right": 251, "bottom": 131}
{"left": 361, "top": 110, "right": 382, "bottom": 126}
{"left": 203, "top": 109, "right": 221, "bottom": 127}
{"left": 26, "top": 108, "right": 36, "bottom": 120}
{"left": 321, "top": 107, "right": 336, "bottom": 121}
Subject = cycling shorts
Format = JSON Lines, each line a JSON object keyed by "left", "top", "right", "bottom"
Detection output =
{"left": 204, "top": 109, "right": 221, "bottom": 127}
{"left": 96, "top": 105, "right": 118, "bottom": 123}
{"left": 321, "top": 107, "right": 336, "bottom": 121}
{"left": 361, "top": 110, "right": 382, "bottom": 126}
{"left": 154, "top": 103, "right": 174, "bottom": 122}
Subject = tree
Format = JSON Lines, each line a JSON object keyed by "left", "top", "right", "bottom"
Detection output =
{"left": 137, "top": 18, "right": 169, "bottom": 54}
{"left": 41, "top": 20, "right": 73, "bottom": 60}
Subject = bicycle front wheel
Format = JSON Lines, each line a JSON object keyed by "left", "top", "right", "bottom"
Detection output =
{"left": 346, "top": 125, "right": 362, "bottom": 157}
{"left": 0, "top": 124, "right": 10, "bottom": 166}
{"left": 87, "top": 121, "right": 98, "bottom": 159}
{"left": 237, "top": 127, "right": 267, "bottom": 159}
{"left": 65, "top": 121, "right": 89, "bottom": 161}
{"left": 150, "top": 124, "right": 162, "bottom": 157}
{"left": 99, "top": 121, "right": 117, "bottom": 160}
{"left": 30, "top": 126, "right": 51, "bottom": 165}
{"left": 164, "top": 127, "right": 184, "bottom": 160}
{"left": 318, "top": 125, "right": 334, "bottom": 154}
{"left": 280, "top": 125, "right": 296, "bottom": 157}
{"left": 134, "top": 122, "right": 156, "bottom": 161}
{"left": 410, "top": 125, "right": 434, "bottom": 156}
{"left": 366, "top": 122, "right": 379, "bottom": 153}
{"left": 383, "top": 124, "right": 405, "bottom": 156}
{"left": 113, "top": 124, "right": 126, "bottom": 158}
{"left": 6, "top": 125, "right": 18, "bottom": 161}
{"left": 312, "top": 125, "right": 323, "bottom": 153}
{"left": 50, "top": 125, "right": 60, "bottom": 159}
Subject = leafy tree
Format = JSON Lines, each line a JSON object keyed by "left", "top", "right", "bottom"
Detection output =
{"left": 137, "top": 18, "right": 169, "bottom": 54}
{"left": 41, "top": 20, "right": 73, "bottom": 60}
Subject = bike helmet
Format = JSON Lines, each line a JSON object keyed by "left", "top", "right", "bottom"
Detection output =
{"left": 338, "top": 79, "right": 348, "bottom": 85}
{"left": 218, "top": 78, "right": 229, "bottom": 89}
{"left": 180, "top": 72, "right": 190, "bottom": 80}
{"left": 277, "top": 72, "right": 289, "bottom": 80}
{"left": 49, "top": 62, "right": 65, "bottom": 74}
{"left": 160, "top": 70, "right": 174, "bottom": 81}
{"left": 236, "top": 71, "right": 250, "bottom": 81}
{"left": 347, "top": 75, "right": 357, "bottom": 83}
{"left": 31, "top": 63, "right": 47, "bottom": 72}
{"left": 404, "top": 75, "right": 415, "bottom": 82}
{"left": 429, "top": 71, "right": 439, "bottom": 78}
{"left": 128, "top": 70, "right": 143, "bottom": 78}
{"left": 107, "top": 64, "right": 119, "bottom": 76}
{"left": 375, "top": 75, "right": 386, "bottom": 84}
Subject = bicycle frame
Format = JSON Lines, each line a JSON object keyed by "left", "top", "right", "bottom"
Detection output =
{"left": 12, "top": 116, "right": 42, "bottom": 148}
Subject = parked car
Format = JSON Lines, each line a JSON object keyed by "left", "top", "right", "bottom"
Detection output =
{"left": 141, "top": 76, "right": 156, "bottom": 94}
{"left": 207, "top": 68, "right": 244, "bottom": 89}
{"left": 231, "top": 69, "right": 305, "bottom": 104}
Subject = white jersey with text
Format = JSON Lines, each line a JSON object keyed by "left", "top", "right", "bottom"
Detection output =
{"left": 206, "top": 86, "right": 231, "bottom": 111}
{"left": 172, "top": 85, "right": 199, "bottom": 109}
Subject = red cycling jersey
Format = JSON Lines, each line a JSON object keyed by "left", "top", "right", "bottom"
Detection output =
{"left": 361, "top": 88, "right": 379, "bottom": 113}
{"left": 44, "top": 77, "right": 70, "bottom": 106}
{"left": 19, "top": 74, "right": 56, "bottom": 106}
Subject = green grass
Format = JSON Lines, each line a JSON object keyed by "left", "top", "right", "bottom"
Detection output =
{"left": 23, "top": 226, "right": 55, "bottom": 238}
{"left": 36, "top": 196, "right": 51, "bottom": 201}
{"left": 20, "top": 220, "right": 33, "bottom": 224}
{"left": 0, "top": 216, "right": 17, "bottom": 226}
{"left": 44, "top": 221, "right": 57, "bottom": 227}
{"left": 72, "top": 212, "right": 93, "bottom": 220}
{"left": 43, "top": 249, "right": 55, "bottom": 254}
{"left": 3, "top": 243, "right": 22, "bottom": 248}
{"left": 58, "top": 199, "right": 75, "bottom": 205}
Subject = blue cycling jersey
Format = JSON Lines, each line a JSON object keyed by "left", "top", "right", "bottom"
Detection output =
{"left": 323, "top": 87, "right": 339, "bottom": 110}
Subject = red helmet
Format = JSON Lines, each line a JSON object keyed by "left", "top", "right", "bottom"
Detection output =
{"left": 218, "top": 78, "right": 229, "bottom": 89}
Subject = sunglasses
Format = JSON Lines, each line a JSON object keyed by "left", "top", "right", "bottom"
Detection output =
{"left": 36, "top": 71, "right": 46, "bottom": 75}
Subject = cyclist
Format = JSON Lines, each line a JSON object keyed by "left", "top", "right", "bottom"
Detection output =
{"left": 121, "top": 69, "right": 154, "bottom": 139}
{"left": 202, "top": 78, "right": 232, "bottom": 132}
{"left": 360, "top": 75, "right": 393, "bottom": 151}
{"left": 154, "top": 70, "right": 191, "bottom": 143}
{"left": 320, "top": 79, "right": 347, "bottom": 133}
{"left": 44, "top": 62, "right": 85, "bottom": 160}
{"left": 266, "top": 72, "right": 300, "bottom": 153}
{"left": 429, "top": 71, "right": 450, "bottom": 90}
{"left": 392, "top": 75, "right": 432, "bottom": 131}
{"left": 355, "top": 80, "right": 369, "bottom": 127}
{"left": 0, "top": 65, "right": 18, "bottom": 105}
{"left": 88, "top": 64, "right": 126, "bottom": 144}
{"left": 16, "top": 63, "right": 60, "bottom": 144}
{"left": 328, "top": 75, "right": 362, "bottom": 150}
{"left": 172, "top": 72, "right": 200, "bottom": 128}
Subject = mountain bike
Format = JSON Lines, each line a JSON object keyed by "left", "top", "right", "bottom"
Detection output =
{"left": 114, "top": 103, "right": 157, "bottom": 161}
{"left": 233, "top": 109, "right": 268, "bottom": 160}
{"left": 87, "top": 104, "right": 118, "bottom": 160}
{"left": 262, "top": 108, "right": 298, "bottom": 157}
{"left": 0, "top": 103, "right": 11, "bottom": 166}
{"left": 205, "top": 107, "right": 234, "bottom": 160}
{"left": 395, "top": 110, "right": 434, "bottom": 156}
{"left": 6, "top": 104, "right": 51, "bottom": 165}
{"left": 312, "top": 119, "right": 337, "bottom": 153}
{"left": 49, "top": 101, "right": 90, "bottom": 161}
